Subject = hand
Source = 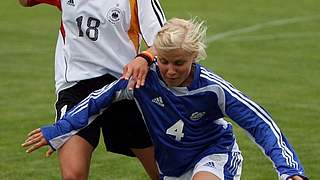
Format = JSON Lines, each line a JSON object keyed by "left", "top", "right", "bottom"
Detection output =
{"left": 45, "top": 147, "right": 55, "bottom": 157}
{"left": 21, "top": 128, "right": 49, "bottom": 155}
{"left": 122, "top": 57, "right": 149, "bottom": 89}
{"left": 288, "top": 175, "right": 304, "bottom": 180}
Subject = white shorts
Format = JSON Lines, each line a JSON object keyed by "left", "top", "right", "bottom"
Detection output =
{"left": 162, "top": 145, "right": 243, "bottom": 180}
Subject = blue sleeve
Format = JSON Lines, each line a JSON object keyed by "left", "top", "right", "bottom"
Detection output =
{"left": 40, "top": 79, "right": 130, "bottom": 150}
{"left": 218, "top": 80, "right": 307, "bottom": 179}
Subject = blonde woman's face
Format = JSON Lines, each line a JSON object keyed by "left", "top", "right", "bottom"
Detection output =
{"left": 157, "top": 49, "right": 194, "bottom": 87}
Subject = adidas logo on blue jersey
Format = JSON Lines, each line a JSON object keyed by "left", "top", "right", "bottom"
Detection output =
{"left": 67, "top": 0, "right": 75, "bottom": 6}
{"left": 152, "top": 97, "right": 164, "bottom": 107}
{"left": 203, "top": 161, "right": 216, "bottom": 168}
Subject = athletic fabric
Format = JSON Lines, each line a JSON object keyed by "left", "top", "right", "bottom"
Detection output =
{"left": 41, "top": 63, "right": 307, "bottom": 178}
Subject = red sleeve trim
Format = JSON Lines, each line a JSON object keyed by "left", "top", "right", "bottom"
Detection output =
{"left": 27, "top": 0, "right": 61, "bottom": 9}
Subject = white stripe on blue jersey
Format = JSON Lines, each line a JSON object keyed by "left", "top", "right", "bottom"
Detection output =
{"left": 200, "top": 71, "right": 296, "bottom": 168}
{"left": 199, "top": 67, "right": 299, "bottom": 169}
{"left": 41, "top": 80, "right": 130, "bottom": 150}
{"left": 68, "top": 80, "right": 120, "bottom": 116}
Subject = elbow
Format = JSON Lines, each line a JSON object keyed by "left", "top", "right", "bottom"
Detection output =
{"left": 18, "top": 0, "right": 29, "bottom": 7}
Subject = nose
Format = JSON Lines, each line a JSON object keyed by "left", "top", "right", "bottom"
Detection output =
{"left": 167, "top": 64, "right": 176, "bottom": 76}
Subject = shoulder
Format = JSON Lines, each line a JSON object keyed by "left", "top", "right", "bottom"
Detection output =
{"left": 197, "top": 64, "right": 234, "bottom": 91}
{"left": 198, "top": 65, "right": 241, "bottom": 96}
{"left": 198, "top": 65, "right": 220, "bottom": 85}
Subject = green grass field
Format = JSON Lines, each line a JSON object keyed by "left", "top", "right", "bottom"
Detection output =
{"left": 1, "top": 0, "right": 319, "bottom": 179}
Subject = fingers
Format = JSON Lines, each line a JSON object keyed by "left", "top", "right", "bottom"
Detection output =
{"left": 24, "top": 133, "right": 41, "bottom": 144}
{"left": 122, "top": 57, "right": 149, "bottom": 88}
{"left": 131, "top": 68, "right": 139, "bottom": 88}
{"left": 45, "top": 148, "right": 54, "bottom": 157}
{"left": 27, "top": 128, "right": 41, "bottom": 137}
{"left": 22, "top": 129, "right": 48, "bottom": 154}
{"left": 26, "top": 138, "right": 47, "bottom": 153}
{"left": 135, "top": 68, "right": 147, "bottom": 88}
{"left": 127, "top": 65, "right": 139, "bottom": 89}
{"left": 22, "top": 135, "right": 42, "bottom": 148}
{"left": 135, "top": 79, "right": 141, "bottom": 89}
{"left": 135, "top": 69, "right": 143, "bottom": 88}
{"left": 128, "top": 76, "right": 137, "bottom": 90}
{"left": 128, "top": 68, "right": 148, "bottom": 89}
{"left": 22, "top": 130, "right": 42, "bottom": 147}
{"left": 122, "top": 65, "right": 132, "bottom": 80}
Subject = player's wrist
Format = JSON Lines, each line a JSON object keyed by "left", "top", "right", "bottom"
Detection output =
{"left": 136, "top": 51, "right": 154, "bottom": 66}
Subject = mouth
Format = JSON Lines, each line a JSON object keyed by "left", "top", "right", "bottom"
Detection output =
{"left": 165, "top": 78, "right": 178, "bottom": 83}
{"left": 164, "top": 77, "right": 180, "bottom": 86}
{"left": 165, "top": 77, "right": 177, "bottom": 80}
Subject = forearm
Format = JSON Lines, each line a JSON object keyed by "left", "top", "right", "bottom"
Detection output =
{"left": 41, "top": 110, "right": 104, "bottom": 150}
{"left": 223, "top": 88, "right": 306, "bottom": 177}
{"left": 41, "top": 79, "right": 131, "bottom": 150}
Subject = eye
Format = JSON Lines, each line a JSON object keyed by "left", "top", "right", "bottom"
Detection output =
{"left": 174, "top": 60, "right": 185, "bottom": 66}
{"left": 159, "top": 58, "right": 169, "bottom": 65}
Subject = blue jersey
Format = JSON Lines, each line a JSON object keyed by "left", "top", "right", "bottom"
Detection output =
{"left": 41, "top": 63, "right": 306, "bottom": 178}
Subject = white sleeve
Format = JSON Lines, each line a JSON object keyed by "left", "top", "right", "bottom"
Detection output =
{"left": 137, "top": 0, "right": 166, "bottom": 46}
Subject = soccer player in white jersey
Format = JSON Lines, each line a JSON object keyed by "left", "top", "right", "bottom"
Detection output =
{"left": 19, "top": 0, "right": 165, "bottom": 179}
{"left": 23, "top": 18, "right": 308, "bottom": 180}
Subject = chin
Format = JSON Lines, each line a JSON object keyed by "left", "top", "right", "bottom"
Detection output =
{"left": 166, "top": 82, "right": 181, "bottom": 87}
{"left": 165, "top": 78, "right": 183, "bottom": 87}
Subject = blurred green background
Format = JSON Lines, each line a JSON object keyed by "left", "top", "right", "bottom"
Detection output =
{"left": 1, "top": 0, "right": 319, "bottom": 179}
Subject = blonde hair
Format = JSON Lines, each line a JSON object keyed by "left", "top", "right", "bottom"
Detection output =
{"left": 154, "top": 18, "right": 207, "bottom": 62}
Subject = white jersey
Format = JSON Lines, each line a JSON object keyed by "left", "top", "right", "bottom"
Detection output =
{"left": 29, "top": 0, "right": 165, "bottom": 93}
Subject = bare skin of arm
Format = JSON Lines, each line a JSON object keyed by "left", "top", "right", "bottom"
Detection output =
{"left": 122, "top": 47, "right": 156, "bottom": 89}
{"left": 18, "top": 0, "right": 29, "bottom": 7}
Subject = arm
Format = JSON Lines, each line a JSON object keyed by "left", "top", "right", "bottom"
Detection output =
{"left": 22, "top": 79, "right": 132, "bottom": 153}
{"left": 138, "top": 0, "right": 166, "bottom": 46}
{"left": 18, "top": 0, "right": 61, "bottom": 8}
{"left": 121, "top": 0, "right": 166, "bottom": 88}
{"left": 122, "top": 47, "right": 156, "bottom": 89}
{"left": 18, "top": 0, "right": 29, "bottom": 6}
{"left": 210, "top": 74, "right": 307, "bottom": 179}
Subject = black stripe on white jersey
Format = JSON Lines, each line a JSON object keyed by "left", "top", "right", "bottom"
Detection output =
{"left": 153, "top": 0, "right": 165, "bottom": 22}
{"left": 151, "top": 0, "right": 165, "bottom": 27}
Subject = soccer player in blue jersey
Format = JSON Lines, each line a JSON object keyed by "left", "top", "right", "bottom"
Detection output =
{"left": 22, "top": 18, "right": 307, "bottom": 180}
